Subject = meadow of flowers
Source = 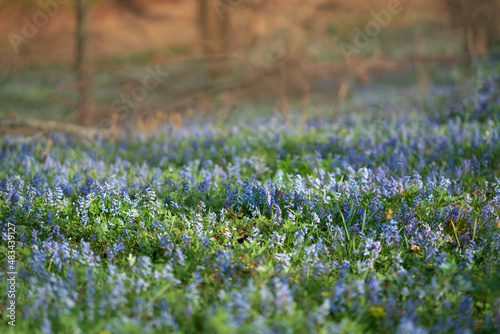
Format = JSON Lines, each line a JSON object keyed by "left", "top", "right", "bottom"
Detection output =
{"left": 1, "top": 78, "right": 500, "bottom": 333}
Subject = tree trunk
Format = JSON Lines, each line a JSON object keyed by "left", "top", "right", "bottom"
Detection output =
{"left": 75, "top": 0, "right": 93, "bottom": 125}
{"left": 198, "top": 0, "right": 232, "bottom": 76}
{"left": 448, "top": 0, "right": 500, "bottom": 61}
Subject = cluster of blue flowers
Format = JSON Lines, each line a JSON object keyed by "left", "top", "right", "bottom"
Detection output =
{"left": 1, "top": 110, "right": 500, "bottom": 333}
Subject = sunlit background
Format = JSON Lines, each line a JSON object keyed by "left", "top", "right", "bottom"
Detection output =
{"left": 0, "top": 0, "right": 499, "bottom": 136}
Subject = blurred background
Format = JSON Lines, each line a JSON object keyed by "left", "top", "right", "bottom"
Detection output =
{"left": 0, "top": 0, "right": 499, "bottom": 137}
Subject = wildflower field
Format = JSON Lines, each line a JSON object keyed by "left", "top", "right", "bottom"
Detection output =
{"left": 2, "top": 75, "right": 500, "bottom": 333}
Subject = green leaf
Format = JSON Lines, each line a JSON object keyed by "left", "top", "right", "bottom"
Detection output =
{"left": 89, "top": 201, "right": 99, "bottom": 215}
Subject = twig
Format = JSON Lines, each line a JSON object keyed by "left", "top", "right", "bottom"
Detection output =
{"left": 0, "top": 118, "right": 111, "bottom": 139}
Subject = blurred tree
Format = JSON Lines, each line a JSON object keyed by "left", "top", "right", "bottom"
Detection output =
{"left": 75, "top": 0, "right": 94, "bottom": 126}
{"left": 198, "top": 0, "right": 232, "bottom": 75}
{"left": 448, "top": 0, "right": 500, "bottom": 60}
{"left": 113, "top": 0, "right": 147, "bottom": 16}
{"left": 112, "top": 0, "right": 165, "bottom": 20}
{"left": 75, "top": 0, "right": 161, "bottom": 126}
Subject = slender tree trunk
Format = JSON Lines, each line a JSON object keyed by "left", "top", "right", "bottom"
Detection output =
{"left": 75, "top": 0, "right": 93, "bottom": 125}
{"left": 198, "top": 0, "right": 232, "bottom": 76}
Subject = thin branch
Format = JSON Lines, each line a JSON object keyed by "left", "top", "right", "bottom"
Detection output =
{"left": 0, "top": 118, "right": 111, "bottom": 139}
